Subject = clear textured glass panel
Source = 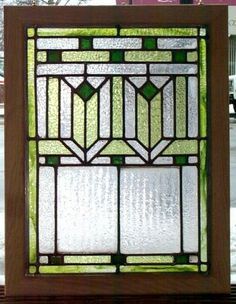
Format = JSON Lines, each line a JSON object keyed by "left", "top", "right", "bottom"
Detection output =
{"left": 150, "top": 76, "right": 170, "bottom": 89}
{"left": 57, "top": 166, "right": 117, "bottom": 253}
{"left": 87, "top": 140, "right": 108, "bottom": 161}
{"left": 150, "top": 64, "right": 197, "bottom": 75}
{"left": 125, "top": 51, "right": 171, "bottom": 62}
{"left": 37, "top": 38, "right": 79, "bottom": 50}
{"left": 87, "top": 77, "right": 105, "bottom": 89}
{"left": 151, "top": 93, "right": 161, "bottom": 147}
{"left": 187, "top": 51, "right": 198, "bottom": 62}
{"left": 37, "top": 64, "right": 84, "bottom": 75}
{"left": 37, "top": 77, "right": 47, "bottom": 138}
{"left": 93, "top": 38, "right": 142, "bottom": 49}
{"left": 112, "top": 77, "right": 123, "bottom": 137}
{"left": 87, "top": 64, "right": 146, "bottom": 75}
{"left": 151, "top": 140, "right": 171, "bottom": 160}
{"left": 163, "top": 81, "right": 174, "bottom": 137}
{"left": 153, "top": 156, "right": 173, "bottom": 165}
{"left": 158, "top": 38, "right": 197, "bottom": 49}
{"left": 127, "top": 140, "right": 148, "bottom": 160}
{"left": 48, "top": 78, "right": 59, "bottom": 138}
{"left": 39, "top": 167, "right": 55, "bottom": 254}
{"left": 99, "top": 80, "right": 110, "bottom": 138}
{"left": 37, "top": 51, "right": 47, "bottom": 62}
{"left": 60, "top": 80, "right": 72, "bottom": 138}
{"left": 188, "top": 77, "right": 198, "bottom": 137}
{"left": 125, "top": 81, "right": 136, "bottom": 138}
{"left": 61, "top": 157, "right": 81, "bottom": 164}
{"left": 62, "top": 51, "right": 109, "bottom": 62}
{"left": 137, "top": 94, "right": 148, "bottom": 147}
{"left": 129, "top": 76, "right": 147, "bottom": 88}
{"left": 65, "top": 76, "right": 84, "bottom": 88}
{"left": 63, "top": 140, "right": 84, "bottom": 160}
{"left": 120, "top": 167, "right": 180, "bottom": 254}
{"left": 125, "top": 157, "right": 145, "bottom": 164}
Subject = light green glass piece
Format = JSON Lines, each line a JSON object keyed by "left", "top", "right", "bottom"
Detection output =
{"left": 137, "top": 94, "right": 149, "bottom": 147}
{"left": 151, "top": 92, "right": 161, "bottom": 147}
{"left": 187, "top": 51, "right": 198, "bottom": 62}
{"left": 37, "top": 51, "right": 47, "bottom": 62}
{"left": 101, "top": 140, "right": 135, "bottom": 155}
{"left": 112, "top": 77, "right": 123, "bottom": 138}
{"left": 38, "top": 140, "right": 71, "bottom": 155}
{"left": 125, "top": 51, "right": 171, "bottom": 62}
{"left": 127, "top": 256, "right": 174, "bottom": 264}
{"left": 163, "top": 140, "right": 198, "bottom": 155}
{"left": 29, "top": 141, "right": 36, "bottom": 264}
{"left": 120, "top": 28, "right": 198, "bottom": 36}
{"left": 200, "top": 28, "right": 206, "bottom": 36}
{"left": 200, "top": 140, "right": 207, "bottom": 263}
{"left": 28, "top": 39, "right": 36, "bottom": 137}
{"left": 176, "top": 77, "right": 186, "bottom": 138}
{"left": 62, "top": 51, "right": 109, "bottom": 62}
{"left": 39, "top": 265, "right": 116, "bottom": 273}
{"left": 37, "top": 28, "right": 117, "bottom": 37}
{"left": 200, "top": 38, "right": 207, "bottom": 137}
{"left": 48, "top": 78, "right": 59, "bottom": 138}
{"left": 86, "top": 93, "right": 98, "bottom": 148}
{"left": 64, "top": 256, "right": 111, "bottom": 264}
{"left": 120, "top": 265, "right": 198, "bottom": 273}
{"left": 200, "top": 264, "right": 208, "bottom": 272}
{"left": 29, "top": 266, "right": 37, "bottom": 274}
{"left": 74, "top": 94, "right": 85, "bottom": 147}
{"left": 27, "top": 28, "right": 35, "bottom": 38}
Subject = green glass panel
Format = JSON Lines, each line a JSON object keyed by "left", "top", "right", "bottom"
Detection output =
{"left": 48, "top": 78, "right": 59, "bottom": 137}
{"left": 200, "top": 140, "right": 207, "bottom": 263}
{"left": 176, "top": 77, "right": 186, "bottom": 138}
{"left": 173, "top": 50, "right": 186, "bottom": 63}
{"left": 120, "top": 28, "right": 198, "bottom": 36}
{"left": 38, "top": 140, "right": 71, "bottom": 155}
{"left": 39, "top": 265, "right": 116, "bottom": 273}
{"left": 151, "top": 92, "right": 161, "bottom": 147}
{"left": 37, "top": 28, "right": 117, "bottom": 37}
{"left": 163, "top": 140, "right": 198, "bottom": 155}
{"left": 48, "top": 50, "right": 61, "bottom": 63}
{"left": 101, "top": 140, "right": 135, "bottom": 155}
{"left": 175, "top": 255, "right": 189, "bottom": 264}
{"left": 187, "top": 51, "right": 198, "bottom": 62}
{"left": 46, "top": 156, "right": 59, "bottom": 165}
{"left": 29, "top": 266, "right": 37, "bottom": 274}
{"left": 111, "top": 50, "right": 123, "bottom": 62}
{"left": 76, "top": 81, "right": 95, "bottom": 101}
{"left": 50, "top": 256, "right": 63, "bottom": 265}
{"left": 111, "top": 156, "right": 124, "bottom": 165}
{"left": 175, "top": 155, "right": 188, "bottom": 165}
{"left": 140, "top": 81, "right": 159, "bottom": 101}
{"left": 127, "top": 256, "right": 174, "bottom": 264}
{"left": 73, "top": 94, "right": 85, "bottom": 147}
{"left": 200, "top": 38, "right": 207, "bottom": 137}
{"left": 62, "top": 51, "right": 109, "bottom": 62}
{"left": 137, "top": 94, "right": 149, "bottom": 147}
{"left": 27, "top": 28, "right": 35, "bottom": 38}
{"left": 112, "top": 77, "right": 123, "bottom": 137}
{"left": 37, "top": 51, "right": 47, "bottom": 62}
{"left": 27, "top": 39, "right": 36, "bottom": 137}
{"left": 86, "top": 93, "right": 98, "bottom": 148}
{"left": 64, "top": 256, "right": 111, "bottom": 264}
{"left": 29, "top": 141, "right": 36, "bottom": 264}
{"left": 111, "top": 255, "right": 126, "bottom": 265}
{"left": 120, "top": 265, "right": 198, "bottom": 272}
{"left": 80, "top": 38, "right": 92, "bottom": 50}
{"left": 125, "top": 51, "right": 171, "bottom": 62}
{"left": 143, "top": 37, "right": 156, "bottom": 49}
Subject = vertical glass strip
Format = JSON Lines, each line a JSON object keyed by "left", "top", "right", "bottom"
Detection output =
{"left": 188, "top": 77, "right": 198, "bottom": 138}
{"left": 176, "top": 77, "right": 186, "bottom": 138}
{"left": 99, "top": 80, "right": 110, "bottom": 138}
{"left": 28, "top": 39, "right": 36, "bottom": 137}
{"left": 137, "top": 94, "right": 149, "bottom": 147}
{"left": 151, "top": 93, "right": 161, "bottom": 147}
{"left": 125, "top": 81, "right": 136, "bottom": 138}
{"left": 60, "top": 80, "right": 72, "bottom": 138}
{"left": 48, "top": 78, "right": 59, "bottom": 138}
{"left": 163, "top": 81, "right": 174, "bottom": 138}
{"left": 86, "top": 93, "right": 98, "bottom": 148}
{"left": 37, "top": 77, "right": 47, "bottom": 138}
{"left": 28, "top": 141, "right": 37, "bottom": 263}
{"left": 200, "top": 39, "right": 207, "bottom": 137}
{"left": 112, "top": 77, "right": 123, "bottom": 138}
{"left": 200, "top": 140, "right": 207, "bottom": 262}
{"left": 73, "top": 94, "right": 84, "bottom": 147}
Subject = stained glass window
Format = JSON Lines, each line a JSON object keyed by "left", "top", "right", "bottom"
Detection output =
{"left": 27, "top": 26, "right": 208, "bottom": 274}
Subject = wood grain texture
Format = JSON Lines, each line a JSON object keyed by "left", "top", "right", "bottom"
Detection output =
{"left": 4, "top": 5, "right": 230, "bottom": 296}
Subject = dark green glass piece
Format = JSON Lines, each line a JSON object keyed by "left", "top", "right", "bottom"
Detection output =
{"left": 50, "top": 256, "right": 63, "bottom": 265}
{"left": 175, "top": 155, "right": 188, "bottom": 165}
{"left": 173, "top": 50, "right": 186, "bottom": 63}
{"left": 111, "top": 155, "right": 124, "bottom": 165}
{"left": 111, "top": 50, "right": 123, "bottom": 62}
{"left": 175, "top": 255, "right": 189, "bottom": 264}
{"left": 143, "top": 37, "right": 156, "bottom": 50}
{"left": 111, "top": 254, "right": 126, "bottom": 265}
{"left": 80, "top": 38, "right": 92, "bottom": 50}
{"left": 76, "top": 81, "right": 95, "bottom": 101}
{"left": 46, "top": 156, "right": 59, "bottom": 165}
{"left": 140, "top": 81, "right": 159, "bottom": 101}
{"left": 48, "top": 50, "right": 61, "bottom": 62}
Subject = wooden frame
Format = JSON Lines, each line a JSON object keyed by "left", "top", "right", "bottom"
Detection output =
{"left": 4, "top": 5, "right": 229, "bottom": 296}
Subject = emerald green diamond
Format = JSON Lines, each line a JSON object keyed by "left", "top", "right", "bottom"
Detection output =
{"left": 76, "top": 81, "right": 95, "bottom": 101}
{"left": 140, "top": 81, "right": 158, "bottom": 101}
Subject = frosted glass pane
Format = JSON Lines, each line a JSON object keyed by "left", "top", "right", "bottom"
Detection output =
{"left": 129, "top": 76, "right": 146, "bottom": 88}
{"left": 65, "top": 76, "right": 83, "bottom": 89}
{"left": 99, "top": 80, "right": 110, "bottom": 138}
{"left": 150, "top": 64, "right": 197, "bottom": 75}
{"left": 112, "top": 77, "right": 123, "bottom": 137}
{"left": 60, "top": 80, "right": 71, "bottom": 138}
{"left": 87, "top": 77, "right": 105, "bottom": 89}
{"left": 39, "top": 167, "right": 55, "bottom": 254}
{"left": 153, "top": 156, "right": 173, "bottom": 165}
{"left": 150, "top": 76, "right": 169, "bottom": 89}
{"left": 127, "top": 140, "right": 148, "bottom": 160}
{"left": 87, "top": 64, "right": 146, "bottom": 75}
{"left": 93, "top": 38, "right": 142, "bottom": 49}
{"left": 182, "top": 166, "right": 198, "bottom": 252}
{"left": 151, "top": 140, "right": 171, "bottom": 159}
{"left": 120, "top": 167, "right": 180, "bottom": 254}
{"left": 188, "top": 77, "right": 198, "bottom": 137}
{"left": 163, "top": 81, "right": 174, "bottom": 137}
{"left": 37, "top": 64, "right": 84, "bottom": 75}
{"left": 158, "top": 38, "right": 197, "bottom": 49}
{"left": 87, "top": 140, "right": 108, "bottom": 161}
{"left": 37, "top": 38, "right": 79, "bottom": 49}
{"left": 63, "top": 140, "right": 84, "bottom": 160}
{"left": 125, "top": 157, "right": 145, "bottom": 164}
{"left": 37, "top": 77, "right": 46, "bottom": 138}
{"left": 125, "top": 81, "right": 136, "bottom": 138}
{"left": 61, "top": 157, "right": 81, "bottom": 164}
{"left": 57, "top": 167, "right": 117, "bottom": 253}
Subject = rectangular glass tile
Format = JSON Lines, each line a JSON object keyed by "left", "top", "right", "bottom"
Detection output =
{"left": 120, "top": 265, "right": 198, "bottom": 272}
{"left": 158, "top": 38, "right": 197, "bottom": 49}
{"left": 64, "top": 256, "right": 111, "bottom": 264}
{"left": 150, "top": 64, "right": 197, "bottom": 75}
{"left": 87, "top": 64, "right": 146, "bottom": 75}
{"left": 125, "top": 51, "right": 171, "bottom": 62}
{"left": 37, "top": 28, "right": 117, "bottom": 37}
{"left": 112, "top": 77, "right": 123, "bottom": 137}
{"left": 62, "top": 51, "right": 109, "bottom": 62}
{"left": 125, "top": 81, "right": 136, "bottom": 138}
{"left": 37, "top": 77, "right": 47, "bottom": 138}
{"left": 37, "top": 64, "right": 84, "bottom": 75}
{"left": 176, "top": 77, "right": 186, "bottom": 138}
{"left": 60, "top": 80, "right": 72, "bottom": 138}
{"left": 99, "top": 80, "right": 110, "bottom": 138}
{"left": 93, "top": 38, "right": 142, "bottom": 49}
{"left": 39, "top": 265, "right": 116, "bottom": 273}
{"left": 48, "top": 78, "right": 59, "bottom": 138}
{"left": 28, "top": 39, "right": 36, "bottom": 137}
{"left": 188, "top": 77, "right": 198, "bottom": 137}
{"left": 120, "top": 28, "right": 198, "bottom": 36}
{"left": 37, "top": 38, "right": 79, "bottom": 49}
{"left": 127, "top": 256, "right": 174, "bottom": 264}
{"left": 163, "top": 81, "right": 174, "bottom": 137}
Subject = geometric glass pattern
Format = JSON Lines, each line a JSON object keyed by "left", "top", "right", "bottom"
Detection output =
{"left": 27, "top": 26, "right": 208, "bottom": 274}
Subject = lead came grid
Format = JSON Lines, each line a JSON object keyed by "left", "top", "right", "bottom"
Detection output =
{"left": 27, "top": 26, "right": 208, "bottom": 275}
